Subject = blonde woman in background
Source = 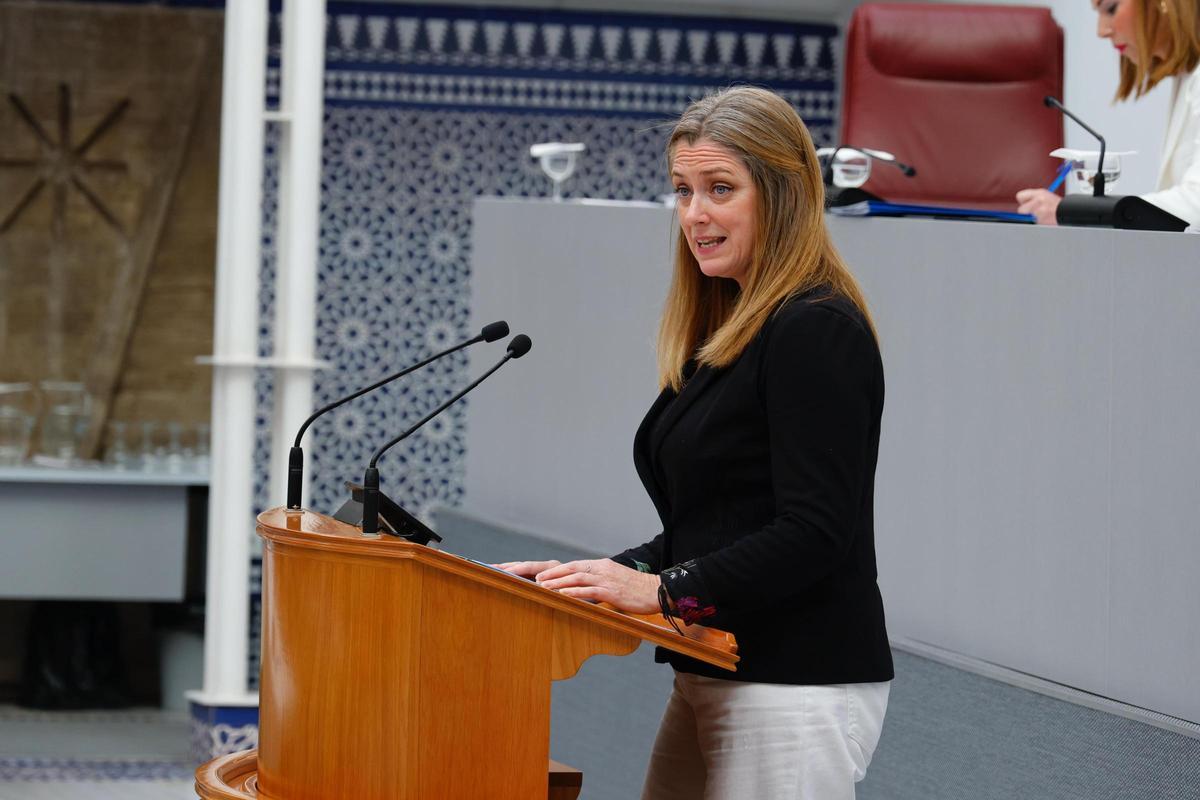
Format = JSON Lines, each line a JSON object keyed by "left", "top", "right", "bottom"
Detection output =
{"left": 1018, "top": 0, "right": 1200, "bottom": 225}
{"left": 499, "top": 87, "right": 892, "bottom": 799}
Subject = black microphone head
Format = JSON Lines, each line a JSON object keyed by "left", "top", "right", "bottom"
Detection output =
{"left": 481, "top": 320, "right": 509, "bottom": 342}
{"left": 1044, "top": 95, "right": 1058, "bottom": 108}
{"left": 902, "top": 165, "right": 917, "bottom": 177}
{"left": 507, "top": 334, "right": 532, "bottom": 359}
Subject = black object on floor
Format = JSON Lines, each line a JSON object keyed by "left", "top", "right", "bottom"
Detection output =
{"left": 19, "top": 600, "right": 131, "bottom": 710}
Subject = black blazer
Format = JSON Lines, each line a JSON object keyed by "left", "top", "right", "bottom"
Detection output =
{"left": 614, "top": 289, "right": 893, "bottom": 685}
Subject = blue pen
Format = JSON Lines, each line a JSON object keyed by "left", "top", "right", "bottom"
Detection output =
{"left": 1047, "top": 161, "right": 1071, "bottom": 192}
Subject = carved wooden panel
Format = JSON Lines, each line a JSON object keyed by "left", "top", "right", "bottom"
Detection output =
{"left": 0, "top": 2, "right": 223, "bottom": 458}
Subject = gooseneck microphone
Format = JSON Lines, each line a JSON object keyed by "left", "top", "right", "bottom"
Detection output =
{"left": 361, "top": 334, "right": 532, "bottom": 536}
{"left": 1043, "top": 96, "right": 1106, "bottom": 197}
{"left": 285, "top": 320, "right": 509, "bottom": 510}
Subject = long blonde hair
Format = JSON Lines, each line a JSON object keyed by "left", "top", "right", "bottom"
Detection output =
{"left": 1115, "top": 0, "right": 1200, "bottom": 100}
{"left": 657, "top": 86, "right": 874, "bottom": 392}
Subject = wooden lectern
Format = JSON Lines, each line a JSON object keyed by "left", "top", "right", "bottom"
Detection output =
{"left": 196, "top": 508, "right": 738, "bottom": 799}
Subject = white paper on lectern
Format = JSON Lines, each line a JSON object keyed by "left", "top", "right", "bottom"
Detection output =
{"left": 1049, "top": 147, "right": 1137, "bottom": 161}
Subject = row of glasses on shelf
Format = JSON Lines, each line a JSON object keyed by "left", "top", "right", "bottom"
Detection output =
{"left": 104, "top": 420, "right": 211, "bottom": 474}
{"left": 0, "top": 380, "right": 210, "bottom": 473}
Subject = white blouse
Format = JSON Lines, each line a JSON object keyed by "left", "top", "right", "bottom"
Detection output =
{"left": 1142, "top": 63, "right": 1200, "bottom": 226}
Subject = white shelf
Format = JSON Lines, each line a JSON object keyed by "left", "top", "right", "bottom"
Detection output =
{"left": 0, "top": 463, "right": 210, "bottom": 486}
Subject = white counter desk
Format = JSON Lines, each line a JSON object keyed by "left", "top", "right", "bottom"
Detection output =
{"left": 0, "top": 464, "right": 207, "bottom": 601}
{"left": 467, "top": 197, "right": 1200, "bottom": 725}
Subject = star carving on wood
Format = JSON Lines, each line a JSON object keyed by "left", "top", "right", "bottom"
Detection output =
{"left": 0, "top": 83, "right": 131, "bottom": 236}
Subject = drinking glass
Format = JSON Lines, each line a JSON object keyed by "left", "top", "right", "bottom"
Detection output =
{"left": 37, "top": 381, "right": 89, "bottom": 463}
{"left": 193, "top": 422, "right": 211, "bottom": 473}
{"left": 1070, "top": 153, "right": 1122, "bottom": 193}
{"left": 831, "top": 150, "right": 872, "bottom": 189}
{"left": 530, "top": 142, "right": 586, "bottom": 201}
{"left": 104, "top": 421, "right": 130, "bottom": 470}
{"left": 40, "top": 406, "right": 80, "bottom": 461}
{"left": 0, "top": 408, "right": 34, "bottom": 466}
{"left": 139, "top": 421, "right": 162, "bottom": 471}
{"left": 0, "top": 383, "right": 34, "bottom": 465}
{"left": 166, "top": 421, "right": 186, "bottom": 474}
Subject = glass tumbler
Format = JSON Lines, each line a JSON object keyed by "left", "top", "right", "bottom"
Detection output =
{"left": 37, "top": 381, "right": 89, "bottom": 462}
{"left": 1070, "top": 153, "right": 1122, "bottom": 193}
{"left": 0, "top": 407, "right": 34, "bottom": 465}
{"left": 104, "top": 421, "right": 129, "bottom": 469}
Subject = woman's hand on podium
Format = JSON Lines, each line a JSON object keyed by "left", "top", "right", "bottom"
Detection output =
{"left": 535, "top": 559, "right": 660, "bottom": 614}
{"left": 495, "top": 558, "right": 661, "bottom": 614}
{"left": 493, "top": 559, "right": 562, "bottom": 579}
{"left": 1016, "top": 188, "right": 1061, "bottom": 225}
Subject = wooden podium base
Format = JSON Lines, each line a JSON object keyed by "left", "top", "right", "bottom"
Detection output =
{"left": 196, "top": 749, "right": 583, "bottom": 800}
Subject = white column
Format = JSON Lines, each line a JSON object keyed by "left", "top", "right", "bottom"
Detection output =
{"left": 197, "top": 0, "right": 268, "bottom": 703}
{"left": 269, "top": 0, "right": 327, "bottom": 510}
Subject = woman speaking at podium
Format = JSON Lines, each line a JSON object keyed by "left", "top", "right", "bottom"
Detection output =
{"left": 498, "top": 87, "right": 893, "bottom": 799}
{"left": 1017, "top": 0, "right": 1200, "bottom": 225}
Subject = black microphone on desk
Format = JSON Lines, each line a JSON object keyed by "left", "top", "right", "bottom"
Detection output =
{"left": 285, "top": 320, "right": 509, "bottom": 510}
{"left": 358, "top": 334, "right": 533, "bottom": 538}
{"left": 1041, "top": 96, "right": 1187, "bottom": 231}
{"left": 1043, "top": 96, "right": 1107, "bottom": 197}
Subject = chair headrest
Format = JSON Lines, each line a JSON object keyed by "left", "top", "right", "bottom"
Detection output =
{"left": 855, "top": 3, "right": 1060, "bottom": 83}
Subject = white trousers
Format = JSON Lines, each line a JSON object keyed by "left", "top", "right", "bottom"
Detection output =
{"left": 641, "top": 672, "right": 891, "bottom": 800}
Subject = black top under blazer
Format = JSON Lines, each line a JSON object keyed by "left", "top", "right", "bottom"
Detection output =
{"left": 613, "top": 288, "right": 893, "bottom": 685}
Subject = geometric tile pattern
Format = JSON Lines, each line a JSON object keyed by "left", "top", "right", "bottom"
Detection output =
{"left": 296, "top": 10, "right": 840, "bottom": 85}
{"left": 0, "top": 757, "right": 195, "bottom": 781}
{"left": 304, "top": 109, "right": 675, "bottom": 514}
{"left": 188, "top": 698, "right": 260, "bottom": 762}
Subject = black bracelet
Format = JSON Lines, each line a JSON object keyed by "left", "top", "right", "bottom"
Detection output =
{"left": 659, "top": 560, "right": 717, "bottom": 626}
{"left": 657, "top": 579, "right": 684, "bottom": 636}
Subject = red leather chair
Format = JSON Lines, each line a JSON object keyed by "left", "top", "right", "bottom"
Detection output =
{"left": 840, "top": 3, "right": 1064, "bottom": 210}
